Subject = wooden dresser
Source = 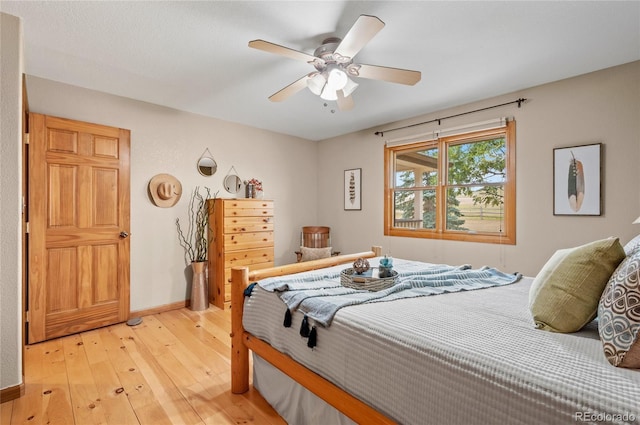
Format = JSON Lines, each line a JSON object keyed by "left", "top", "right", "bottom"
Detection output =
{"left": 208, "top": 199, "right": 274, "bottom": 309}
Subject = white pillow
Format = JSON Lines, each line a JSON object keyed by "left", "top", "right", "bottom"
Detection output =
{"left": 299, "top": 246, "right": 332, "bottom": 262}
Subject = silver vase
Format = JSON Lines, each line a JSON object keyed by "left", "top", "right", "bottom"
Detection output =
{"left": 190, "top": 261, "right": 209, "bottom": 311}
{"left": 246, "top": 183, "right": 255, "bottom": 198}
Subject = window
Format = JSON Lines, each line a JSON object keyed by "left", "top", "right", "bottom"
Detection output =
{"left": 384, "top": 120, "right": 515, "bottom": 244}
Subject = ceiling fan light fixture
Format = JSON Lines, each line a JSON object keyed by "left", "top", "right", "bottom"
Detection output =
{"left": 320, "top": 85, "right": 338, "bottom": 101}
{"left": 307, "top": 73, "right": 325, "bottom": 96}
{"left": 326, "top": 65, "right": 348, "bottom": 91}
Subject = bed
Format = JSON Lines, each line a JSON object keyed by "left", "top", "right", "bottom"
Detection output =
{"left": 230, "top": 246, "right": 640, "bottom": 425}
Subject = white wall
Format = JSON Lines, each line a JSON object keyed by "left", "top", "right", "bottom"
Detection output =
{"left": 0, "top": 12, "right": 23, "bottom": 392}
{"left": 25, "top": 76, "right": 320, "bottom": 312}
{"left": 318, "top": 61, "right": 640, "bottom": 277}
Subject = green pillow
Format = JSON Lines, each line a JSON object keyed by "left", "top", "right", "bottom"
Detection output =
{"left": 529, "top": 237, "right": 625, "bottom": 333}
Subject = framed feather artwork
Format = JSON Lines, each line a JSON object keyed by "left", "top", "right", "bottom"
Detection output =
{"left": 344, "top": 168, "right": 362, "bottom": 211}
{"left": 553, "top": 143, "right": 602, "bottom": 216}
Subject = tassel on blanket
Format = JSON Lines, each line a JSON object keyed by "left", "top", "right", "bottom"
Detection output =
{"left": 300, "top": 315, "right": 310, "bottom": 338}
{"left": 283, "top": 309, "right": 292, "bottom": 328}
{"left": 307, "top": 327, "right": 317, "bottom": 349}
{"left": 243, "top": 282, "right": 257, "bottom": 297}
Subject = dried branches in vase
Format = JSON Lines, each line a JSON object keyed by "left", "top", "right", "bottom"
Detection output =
{"left": 176, "top": 186, "right": 218, "bottom": 264}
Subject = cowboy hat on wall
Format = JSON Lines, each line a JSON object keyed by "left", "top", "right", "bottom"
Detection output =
{"left": 149, "top": 173, "right": 182, "bottom": 208}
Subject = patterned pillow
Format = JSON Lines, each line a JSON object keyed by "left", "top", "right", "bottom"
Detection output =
{"left": 529, "top": 238, "right": 625, "bottom": 333}
{"left": 623, "top": 234, "right": 640, "bottom": 256}
{"left": 598, "top": 250, "right": 640, "bottom": 368}
{"left": 300, "top": 246, "right": 332, "bottom": 262}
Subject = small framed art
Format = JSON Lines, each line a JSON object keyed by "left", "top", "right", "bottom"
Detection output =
{"left": 344, "top": 168, "right": 362, "bottom": 211}
{"left": 553, "top": 143, "right": 602, "bottom": 216}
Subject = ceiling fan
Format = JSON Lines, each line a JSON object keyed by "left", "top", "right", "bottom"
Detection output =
{"left": 248, "top": 15, "right": 421, "bottom": 111}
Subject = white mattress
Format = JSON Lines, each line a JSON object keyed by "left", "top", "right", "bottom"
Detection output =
{"left": 243, "top": 263, "right": 640, "bottom": 425}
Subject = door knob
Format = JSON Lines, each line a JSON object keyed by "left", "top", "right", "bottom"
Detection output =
{"left": 119, "top": 231, "right": 130, "bottom": 238}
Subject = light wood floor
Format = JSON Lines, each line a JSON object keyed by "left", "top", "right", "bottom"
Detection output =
{"left": 1, "top": 307, "right": 286, "bottom": 425}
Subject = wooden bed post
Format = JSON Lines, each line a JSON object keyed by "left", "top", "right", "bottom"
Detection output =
{"left": 231, "top": 266, "right": 249, "bottom": 394}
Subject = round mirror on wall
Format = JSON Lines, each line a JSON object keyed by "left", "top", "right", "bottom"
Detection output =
{"left": 197, "top": 148, "right": 217, "bottom": 176}
{"left": 224, "top": 173, "right": 242, "bottom": 194}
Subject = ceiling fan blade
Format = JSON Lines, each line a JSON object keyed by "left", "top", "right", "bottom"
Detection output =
{"left": 354, "top": 63, "right": 421, "bottom": 86}
{"left": 336, "top": 91, "right": 355, "bottom": 111}
{"left": 334, "top": 15, "right": 385, "bottom": 60}
{"left": 268, "top": 75, "right": 310, "bottom": 102}
{"left": 249, "top": 39, "right": 321, "bottom": 64}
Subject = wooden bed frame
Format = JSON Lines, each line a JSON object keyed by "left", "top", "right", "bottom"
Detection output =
{"left": 230, "top": 246, "right": 397, "bottom": 425}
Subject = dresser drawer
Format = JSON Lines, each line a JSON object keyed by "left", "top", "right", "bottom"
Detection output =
{"left": 224, "top": 200, "right": 273, "bottom": 217}
{"left": 224, "top": 232, "right": 274, "bottom": 250}
{"left": 223, "top": 216, "right": 274, "bottom": 233}
{"left": 223, "top": 199, "right": 273, "bottom": 210}
{"left": 224, "top": 247, "right": 274, "bottom": 269}
{"left": 224, "top": 207, "right": 273, "bottom": 218}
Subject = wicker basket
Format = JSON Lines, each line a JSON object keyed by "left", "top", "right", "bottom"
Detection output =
{"left": 340, "top": 268, "right": 398, "bottom": 292}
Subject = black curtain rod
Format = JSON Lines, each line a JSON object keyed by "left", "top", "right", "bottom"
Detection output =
{"left": 374, "top": 97, "right": 527, "bottom": 137}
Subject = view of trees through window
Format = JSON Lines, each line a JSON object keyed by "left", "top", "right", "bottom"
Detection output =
{"left": 393, "top": 146, "right": 439, "bottom": 229}
{"left": 385, "top": 121, "right": 515, "bottom": 244}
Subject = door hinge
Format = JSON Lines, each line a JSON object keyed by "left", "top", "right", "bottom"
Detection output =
{"left": 25, "top": 222, "right": 30, "bottom": 234}
{"left": 23, "top": 133, "right": 29, "bottom": 145}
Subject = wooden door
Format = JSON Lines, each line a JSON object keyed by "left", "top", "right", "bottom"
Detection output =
{"left": 28, "top": 114, "right": 130, "bottom": 343}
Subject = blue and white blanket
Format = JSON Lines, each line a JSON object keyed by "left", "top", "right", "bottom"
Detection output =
{"left": 257, "top": 258, "right": 522, "bottom": 327}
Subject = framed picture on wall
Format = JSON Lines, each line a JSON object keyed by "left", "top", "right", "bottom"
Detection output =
{"left": 344, "top": 168, "right": 362, "bottom": 211}
{"left": 553, "top": 143, "right": 602, "bottom": 216}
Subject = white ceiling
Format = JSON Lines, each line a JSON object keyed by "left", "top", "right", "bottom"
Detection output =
{"left": 2, "top": 1, "right": 639, "bottom": 141}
